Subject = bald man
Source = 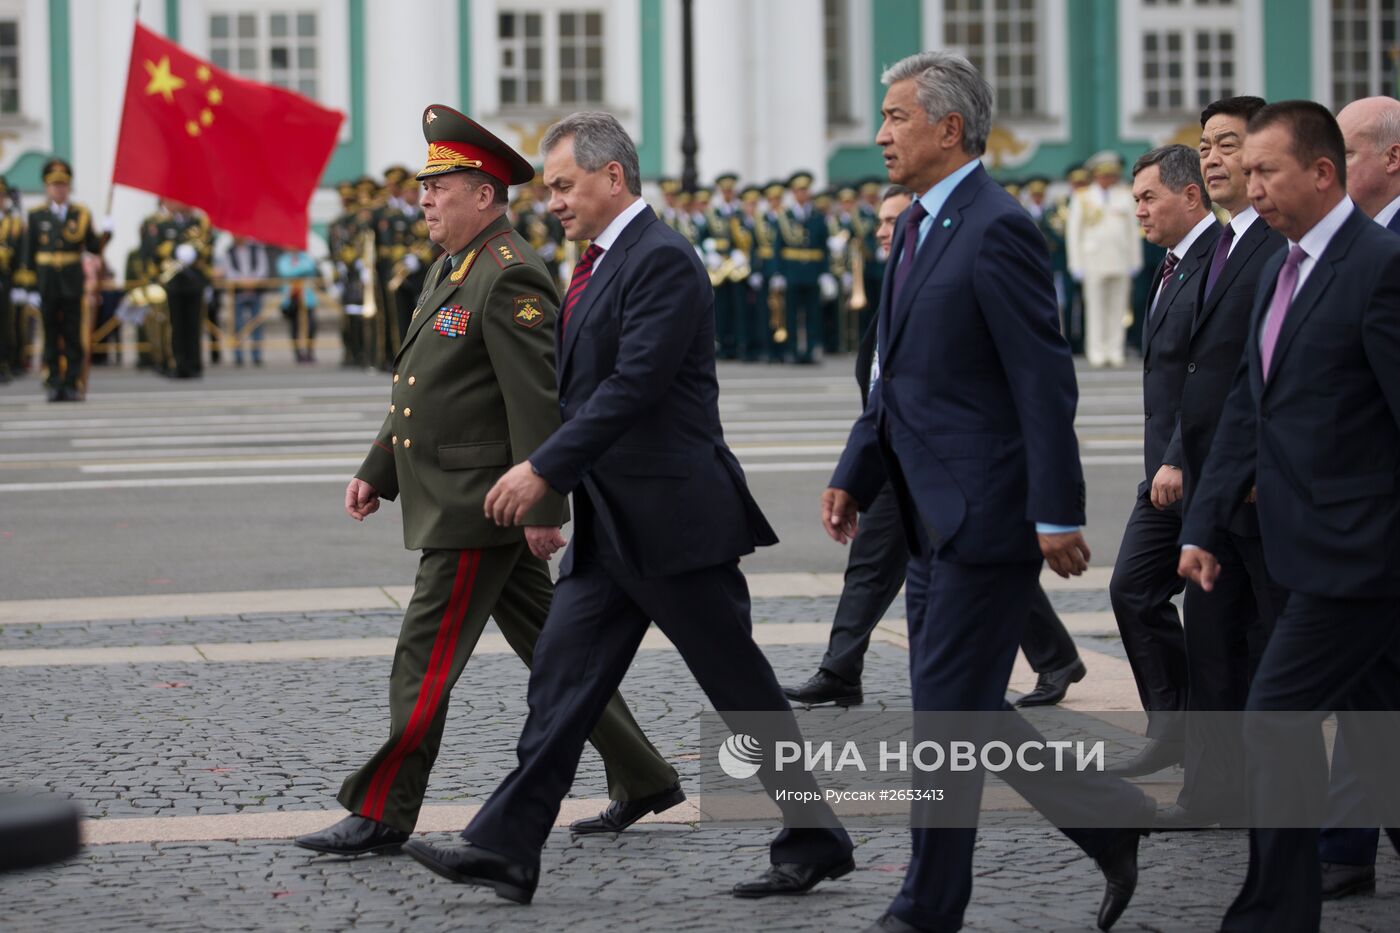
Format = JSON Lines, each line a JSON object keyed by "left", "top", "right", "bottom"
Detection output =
{"left": 1338, "top": 96, "right": 1400, "bottom": 233}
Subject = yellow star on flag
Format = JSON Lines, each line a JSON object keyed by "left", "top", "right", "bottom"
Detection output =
{"left": 196, "top": 65, "right": 211, "bottom": 82}
{"left": 207, "top": 87, "right": 223, "bottom": 106}
{"left": 144, "top": 56, "right": 186, "bottom": 104}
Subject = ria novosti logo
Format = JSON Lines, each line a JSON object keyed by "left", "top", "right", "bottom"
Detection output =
{"left": 717, "top": 733, "right": 763, "bottom": 780}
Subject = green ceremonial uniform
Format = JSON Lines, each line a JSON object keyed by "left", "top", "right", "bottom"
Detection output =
{"left": 334, "top": 106, "right": 677, "bottom": 832}
{"left": 23, "top": 196, "right": 105, "bottom": 393}
{"left": 774, "top": 172, "right": 830, "bottom": 364}
{"left": 140, "top": 208, "right": 212, "bottom": 378}
{"left": 0, "top": 204, "right": 25, "bottom": 381}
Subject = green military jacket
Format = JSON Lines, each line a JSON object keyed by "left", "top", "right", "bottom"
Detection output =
{"left": 356, "top": 214, "right": 568, "bottom": 550}
{"left": 23, "top": 201, "right": 104, "bottom": 298}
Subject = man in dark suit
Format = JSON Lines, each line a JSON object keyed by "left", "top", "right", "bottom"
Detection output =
{"left": 401, "top": 111, "right": 853, "bottom": 905}
{"left": 786, "top": 181, "right": 1087, "bottom": 710}
{"left": 1152, "top": 96, "right": 1288, "bottom": 828}
{"left": 1102, "top": 146, "right": 1221, "bottom": 777}
{"left": 294, "top": 106, "right": 680, "bottom": 859}
{"left": 825, "top": 52, "right": 1152, "bottom": 933}
{"left": 1309, "top": 94, "right": 1400, "bottom": 898}
{"left": 1180, "top": 100, "right": 1400, "bottom": 933}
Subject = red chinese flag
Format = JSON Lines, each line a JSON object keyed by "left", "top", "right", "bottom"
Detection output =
{"left": 112, "top": 23, "right": 344, "bottom": 250}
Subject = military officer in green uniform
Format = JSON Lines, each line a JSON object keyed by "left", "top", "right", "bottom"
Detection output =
{"left": 773, "top": 171, "right": 832, "bottom": 364}
{"left": 295, "top": 105, "right": 682, "bottom": 858}
{"left": 21, "top": 159, "right": 109, "bottom": 400}
{"left": 511, "top": 187, "right": 563, "bottom": 292}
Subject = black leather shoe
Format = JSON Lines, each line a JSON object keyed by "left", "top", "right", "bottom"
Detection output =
{"left": 1153, "top": 803, "right": 1219, "bottom": 830}
{"left": 293, "top": 814, "right": 409, "bottom": 856}
{"left": 1093, "top": 830, "right": 1145, "bottom": 930}
{"left": 731, "top": 856, "right": 855, "bottom": 898}
{"left": 1105, "top": 738, "right": 1182, "bottom": 777}
{"left": 570, "top": 783, "right": 685, "bottom": 834}
{"left": 403, "top": 840, "right": 538, "bottom": 904}
{"left": 1015, "top": 658, "right": 1087, "bottom": 707}
{"left": 863, "top": 913, "right": 931, "bottom": 932}
{"left": 61, "top": 386, "right": 82, "bottom": 402}
{"left": 782, "top": 670, "right": 863, "bottom": 707}
{"left": 45, "top": 386, "right": 62, "bottom": 402}
{"left": 1321, "top": 861, "right": 1375, "bottom": 901}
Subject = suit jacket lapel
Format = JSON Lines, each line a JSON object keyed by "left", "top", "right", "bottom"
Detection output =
{"left": 1192, "top": 220, "right": 1276, "bottom": 338}
{"left": 397, "top": 216, "right": 512, "bottom": 359}
{"left": 1262, "top": 208, "right": 1367, "bottom": 391}
{"left": 1145, "top": 224, "right": 1218, "bottom": 350}
{"left": 885, "top": 166, "right": 986, "bottom": 354}
{"left": 560, "top": 208, "right": 652, "bottom": 376}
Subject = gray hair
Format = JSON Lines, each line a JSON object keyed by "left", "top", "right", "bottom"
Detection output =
{"left": 881, "top": 51, "right": 993, "bottom": 157}
{"left": 541, "top": 112, "right": 642, "bottom": 195}
{"left": 1132, "top": 144, "right": 1212, "bottom": 210}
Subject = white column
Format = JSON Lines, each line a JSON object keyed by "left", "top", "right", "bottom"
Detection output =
{"left": 363, "top": 0, "right": 458, "bottom": 176}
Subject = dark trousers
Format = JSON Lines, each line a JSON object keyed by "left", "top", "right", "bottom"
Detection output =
{"left": 892, "top": 553, "right": 1150, "bottom": 932}
{"left": 0, "top": 287, "right": 13, "bottom": 377}
{"left": 462, "top": 504, "right": 852, "bottom": 869}
{"left": 1222, "top": 593, "right": 1400, "bottom": 933}
{"left": 1177, "top": 531, "right": 1286, "bottom": 816}
{"left": 39, "top": 290, "right": 83, "bottom": 389}
{"left": 287, "top": 297, "right": 317, "bottom": 362}
{"left": 1109, "top": 492, "right": 1187, "bottom": 740}
{"left": 1318, "top": 730, "right": 1400, "bottom": 865}
{"left": 786, "top": 283, "right": 822, "bottom": 363}
{"left": 166, "top": 281, "right": 204, "bottom": 377}
{"left": 338, "top": 544, "right": 678, "bottom": 833}
{"left": 714, "top": 281, "right": 740, "bottom": 359}
{"left": 821, "top": 482, "right": 1078, "bottom": 684}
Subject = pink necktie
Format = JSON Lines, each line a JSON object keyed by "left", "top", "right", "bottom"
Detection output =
{"left": 1260, "top": 244, "right": 1306, "bottom": 381}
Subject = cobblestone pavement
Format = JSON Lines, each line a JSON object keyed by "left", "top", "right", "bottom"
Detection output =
{"left": 5, "top": 818, "right": 1396, "bottom": 932}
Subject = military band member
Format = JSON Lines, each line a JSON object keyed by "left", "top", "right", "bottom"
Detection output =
{"left": 374, "top": 165, "right": 417, "bottom": 355}
{"left": 392, "top": 181, "right": 437, "bottom": 341}
{"left": 773, "top": 170, "right": 833, "bottom": 364}
{"left": 705, "top": 172, "right": 745, "bottom": 359}
{"left": 21, "top": 158, "right": 110, "bottom": 400}
{"left": 142, "top": 199, "right": 213, "bottom": 379}
{"left": 856, "top": 178, "right": 884, "bottom": 341}
{"left": 512, "top": 187, "right": 563, "bottom": 292}
{"left": 294, "top": 104, "right": 681, "bottom": 859}
{"left": 328, "top": 180, "right": 370, "bottom": 367}
{"left": 735, "top": 184, "right": 764, "bottom": 361}
{"left": 759, "top": 180, "right": 786, "bottom": 362}
{"left": 0, "top": 178, "right": 25, "bottom": 383}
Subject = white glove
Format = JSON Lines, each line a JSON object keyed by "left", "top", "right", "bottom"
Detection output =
{"left": 701, "top": 237, "right": 717, "bottom": 253}
{"left": 360, "top": 266, "right": 372, "bottom": 284}
{"left": 730, "top": 249, "right": 746, "bottom": 265}
{"left": 328, "top": 282, "right": 343, "bottom": 301}
{"left": 174, "top": 243, "right": 197, "bottom": 266}
{"left": 538, "top": 241, "right": 558, "bottom": 262}
{"left": 402, "top": 253, "right": 421, "bottom": 273}
{"left": 28, "top": 291, "right": 40, "bottom": 310}
{"left": 1070, "top": 267, "right": 1085, "bottom": 283}
{"left": 841, "top": 272, "right": 853, "bottom": 292}
{"left": 826, "top": 235, "right": 847, "bottom": 258}
{"left": 769, "top": 274, "right": 786, "bottom": 292}
{"left": 705, "top": 251, "right": 723, "bottom": 272}
{"left": 10, "top": 287, "right": 25, "bottom": 305}
{"left": 100, "top": 215, "right": 115, "bottom": 235}
{"left": 335, "top": 261, "right": 348, "bottom": 277}
{"left": 819, "top": 272, "right": 838, "bottom": 301}
{"left": 747, "top": 272, "right": 763, "bottom": 290}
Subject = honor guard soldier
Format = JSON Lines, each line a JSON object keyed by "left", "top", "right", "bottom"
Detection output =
{"left": 773, "top": 171, "right": 833, "bottom": 363}
{"left": 656, "top": 177, "right": 685, "bottom": 235}
{"left": 21, "top": 158, "right": 109, "bottom": 400}
{"left": 142, "top": 199, "right": 213, "bottom": 379}
{"left": 0, "top": 178, "right": 26, "bottom": 383}
{"left": 295, "top": 104, "right": 682, "bottom": 858}
{"left": 757, "top": 181, "right": 786, "bottom": 362}
{"left": 328, "top": 180, "right": 371, "bottom": 366}
{"left": 813, "top": 187, "right": 844, "bottom": 355}
{"left": 704, "top": 172, "right": 745, "bottom": 359}
{"left": 1067, "top": 151, "right": 1140, "bottom": 366}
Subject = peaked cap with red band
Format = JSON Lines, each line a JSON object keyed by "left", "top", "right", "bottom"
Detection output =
{"left": 416, "top": 104, "right": 535, "bottom": 187}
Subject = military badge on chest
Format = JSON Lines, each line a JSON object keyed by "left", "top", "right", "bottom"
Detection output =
{"left": 433, "top": 304, "right": 471, "bottom": 337}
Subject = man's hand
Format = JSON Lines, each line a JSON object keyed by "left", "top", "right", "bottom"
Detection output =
{"left": 345, "top": 477, "right": 380, "bottom": 521}
{"left": 1039, "top": 530, "right": 1090, "bottom": 578}
{"left": 1150, "top": 464, "right": 1183, "bottom": 510}
{"left": 1245, "top": 485, "right": 1257, "bottom": 504}
{"left": 485, "top": 461, "right": 549, "bottom": 526}
{"left": 821, "top": 487, "right": 859, "bottom": 544}
{"left": 525, "top": 526, "right": 567, "bottom": 561}
{"left": 1179, "top": 547, "right": 1221, "bottom": 591}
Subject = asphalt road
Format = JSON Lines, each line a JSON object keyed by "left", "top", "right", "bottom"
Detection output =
{"left": 0, "top": 355, "right": 1145, "bottom": 600}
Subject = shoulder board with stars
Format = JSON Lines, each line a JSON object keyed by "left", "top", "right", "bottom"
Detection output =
{"left": 487, "top": 233, "right": 523, "bottom": 269}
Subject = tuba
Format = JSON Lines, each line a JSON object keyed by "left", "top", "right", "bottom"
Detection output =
{"left": 360, "top": 229, "right": 379, "bottom": 319}
{"left": 849, "top": 235, "right": 867, "bottom": 312}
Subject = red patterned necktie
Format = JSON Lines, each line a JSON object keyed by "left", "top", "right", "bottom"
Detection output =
{"left": 561, "top": 243, "right": 605, "bottom": 335}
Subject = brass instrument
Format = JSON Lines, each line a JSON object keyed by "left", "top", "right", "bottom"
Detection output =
{"left": 769, "top": 285, "right": 787, "bottom": 344}
{"left": 849, "top": 234, "right": 868, "bottom": 312}
{"left": 360, "top": 230, "right": 379, "bottom": 319}
{"left": 727, "top": 215, "right": 752, "bottom": 284}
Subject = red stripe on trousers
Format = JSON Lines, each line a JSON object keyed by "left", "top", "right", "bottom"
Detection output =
{"left": 361, "top": 548, "right": 482, "bottom": 822}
